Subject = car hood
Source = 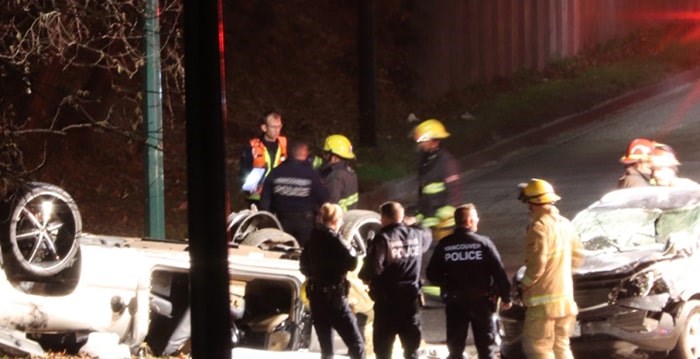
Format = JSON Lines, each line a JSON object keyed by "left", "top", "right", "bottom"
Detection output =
{"left": 574, "top": 246, "right": 666, "bottom": 276}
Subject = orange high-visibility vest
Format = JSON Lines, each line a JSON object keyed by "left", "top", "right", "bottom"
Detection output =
{"left": 250, "top": 136, "right": 288, "bottom": 174}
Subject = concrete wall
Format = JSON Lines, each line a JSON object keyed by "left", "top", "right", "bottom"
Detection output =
{"left": 407, "top": 0, "right": 700, "bottom": 98}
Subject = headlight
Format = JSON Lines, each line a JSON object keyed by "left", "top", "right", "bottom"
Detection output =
{"left": 609, "top": 268, "right": 669, "bottom": 303}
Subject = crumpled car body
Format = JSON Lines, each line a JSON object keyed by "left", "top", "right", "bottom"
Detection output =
{"left": 0, "top": 182, "right": 381, "bottom": 357}
{"left": 498, "top": 186, "right": 700, "bottom": 359}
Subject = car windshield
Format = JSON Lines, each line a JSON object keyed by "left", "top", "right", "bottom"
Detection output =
{"left": 572, "top": 187, "right": 700, "bottom": 253}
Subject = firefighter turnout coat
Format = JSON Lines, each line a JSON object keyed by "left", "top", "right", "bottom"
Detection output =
{"left": 320, "top": 160, "right": 359, "bottom": 211}
{"left": 521, "top": 205, "right": 584, "bottom": 318}
{"left": 418, "top": 147, "right": 461, "bottom": 228}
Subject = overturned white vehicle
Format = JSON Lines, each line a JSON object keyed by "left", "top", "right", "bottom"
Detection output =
{"left": 0, "top": 182, "right": 380, "bottom": 357}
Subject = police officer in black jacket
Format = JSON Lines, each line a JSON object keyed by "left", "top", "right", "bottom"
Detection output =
{"left": 260, "top": 141, "right": 329, "bottom": 246}
{"left": 426, "top": 204, "right": 511, "bottom": 359}
{"left": 301, "top": 203, "right": 365, "bottom": 359}
{"left": 359, "top": 201, "right": 432, "bottom": 359}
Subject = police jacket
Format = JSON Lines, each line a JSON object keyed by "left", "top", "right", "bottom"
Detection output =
{"left": 522, "top": 205, "right": 584, "bottom": 318}
{"left": 617, "top": 166, "right": 651, "bottom": 189}
{"left": 358, "top": 223, "right": 432, "bottom": 301}
{"left": 259, "top": 159, "right": 329, "bottom": 214}
{"left": 300, "top": 226, "right": 357, "bottom": 286}
{"left": 320, "top": 160, "right": 359, "bottom": 211}
{"left": 418, "top": 147, "right": 462, "bottom": 227}
{"left": 426, "top": 227, "right": 511, "bottom": 302}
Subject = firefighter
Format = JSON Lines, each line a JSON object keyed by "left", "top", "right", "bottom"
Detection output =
{"left": 426, "top": 203, "right": 511, "bottom": 359}
{"left": 617, "top": 137, "right": 655, "bottom": 188}
{"left": 300, "top": 203, "right": 365, "bottom": 359}
{"left": 239, "top": 111, "right": 288, "bottom": 207}
{"left": 319, "top": 134, "right": 359, "bottom": 211}
{"left": 359, "top": 201, "right": 432, "bottom": 359}
{"left": 517, "top": 179, "right": 584, "bottom": 359}
{"left": 412, "top": 119, "right": 462, "bottom": 240}
{"left": 649, "top": 144, "right": 700, "bottom": 188}
{"left": 260, "top": 141, "right": 329, "bottom": 246}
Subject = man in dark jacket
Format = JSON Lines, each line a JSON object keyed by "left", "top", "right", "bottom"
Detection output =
{"left": 426, "top": 204, "right": 511, "bottom": 359}
{"left": 319, "top": 134, "right": 359, "bottom": 211}
{"left": 239, "top": 111, "right": 287, "bottom": 206}
{"left": 359, "top": 201, "right": 432, "bottom": 359}
{"left": 413, "top": 119, "right": 462, "bottom": 240}
{"left": 260, "top": 141, "right": 329, "bottom": 246}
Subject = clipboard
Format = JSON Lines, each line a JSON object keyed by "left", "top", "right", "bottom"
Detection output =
{"left": 242, "top": 168, "right": 266, "bottom": 192}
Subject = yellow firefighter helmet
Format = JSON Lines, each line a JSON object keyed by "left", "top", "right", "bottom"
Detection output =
{"left": 518, "top": 178, "right": 561, "bottom": 204}
{"left": 413, "top": 119, "right": 450, "bottom": 143}
{"left": 323, "top": 134, "right": 356, "bottom": 160}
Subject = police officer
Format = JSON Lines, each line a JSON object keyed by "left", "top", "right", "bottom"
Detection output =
{"left": 260, "top": 141, "right": 329, "bottom": 246}
{"left": 319, "top": 134, "right": 359, "bottom": 211}
{"left": 413, "top": 119, "right": 462, "bottom": 240}
{"left": 359, "top": 201, "right": 432, "bottom": 359}
{"left": 300, "top": 203, "right": 365, "bottom": 359}
{"left": 426, "top": 204, "right": 511, "bottom": 359}
{"left": 240, "top": 111, "right": 288, "bottom": 206}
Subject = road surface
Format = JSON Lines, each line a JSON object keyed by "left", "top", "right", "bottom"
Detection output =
{"left": 415, "top": 80, "right": 700, "bottom": 358}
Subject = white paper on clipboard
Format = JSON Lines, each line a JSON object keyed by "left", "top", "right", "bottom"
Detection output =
{"left": 242, "top": 168, "right": 266, "bottom": 192}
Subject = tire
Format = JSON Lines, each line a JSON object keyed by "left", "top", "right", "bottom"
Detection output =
{"left": 0, "top": 182, "right": 81, "bottom": 279}
{"left": 340, "top": 210, "right": 381, "bottom": 257}
{"left": 229, "top": 210, "right": 283, "bottom": 244}
{"left": 670, "top": 300, "right": 700, "bottom": 359}
{"left": 240, "top": 228, "right": 299, "bottom": 250}
{"left": 226, "top": 209, "right": 251, "bottom": 232}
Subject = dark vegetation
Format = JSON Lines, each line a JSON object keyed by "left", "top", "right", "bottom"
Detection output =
{"left": 2, "top": 1, "right": 700, "bottom": 241}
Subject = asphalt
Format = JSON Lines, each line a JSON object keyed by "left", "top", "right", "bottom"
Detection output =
{"left": 361, "top": 66, "right": 700, "bottom": 210}
{"left": 360, "top": 66, "right": 700, "bottom": 359}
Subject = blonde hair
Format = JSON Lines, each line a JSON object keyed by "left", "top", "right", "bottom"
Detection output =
{"left": 320, "top": 202, "right": 343, "bottom": 226}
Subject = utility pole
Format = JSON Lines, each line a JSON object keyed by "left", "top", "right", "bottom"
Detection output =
{"left": 358, "top": 0, "right": 378, "bottom": 147}
{"left": 183, "top": 0, "right": 232, "bottom": 357}
{"left": 143, "top": 0, "right": 166, "bottom": 239}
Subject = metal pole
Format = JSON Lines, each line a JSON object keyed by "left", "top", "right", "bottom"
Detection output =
{"left": 358, "top": 0, "right": 378, "bottom": 147}
{"left": 184, "top": 0, "right": 232, "bottom": 357}
{"left": 144, "top": 0, "right": 166, "bottom": 239}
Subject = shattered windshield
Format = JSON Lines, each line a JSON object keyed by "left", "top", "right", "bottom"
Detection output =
{"left": 572, "top": 189, "right": 700, "bottom": 253}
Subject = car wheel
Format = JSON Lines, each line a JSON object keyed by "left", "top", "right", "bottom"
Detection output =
{"left": 0, "top": 182, "right": 81, "bottom": 279}
{"left": 340, "top": 210, "right": 381, "bottom": 257}
{"left": 670, "top": 300, "right": 700, "bottom": 359}
{"left": 240, "top": 228, "right": 299, "bottom": 250}
{"left": 229, "top": 210, "right": 283, "bottom": 245}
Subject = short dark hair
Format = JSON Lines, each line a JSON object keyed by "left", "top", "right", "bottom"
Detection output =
{"left": 454, "top": 203, "right": 475, "bottom": 227}
{"left": 289, "top": 141, "right": 309, "bottom": 160}
{"left": 379, "top": 201, "right": 404, "bottom": 223}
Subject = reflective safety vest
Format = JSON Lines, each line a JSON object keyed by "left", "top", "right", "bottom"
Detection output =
{"left": 248, "top": 136, "right": 287, "bottom": 200}
{"left": 250, "top": 136, "right": 287, "bottom": 172}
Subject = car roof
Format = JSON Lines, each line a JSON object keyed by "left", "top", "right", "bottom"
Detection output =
{"left": 590, "top": 186, "right": 700, "bottom": 211}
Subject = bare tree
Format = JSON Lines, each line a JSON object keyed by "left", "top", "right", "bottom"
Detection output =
{"left": 0, "top": 0, "right": 184, "bottom": 190}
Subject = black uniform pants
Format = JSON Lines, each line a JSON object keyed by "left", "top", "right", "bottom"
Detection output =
{"left": 276, "top": 211, "right": 314, "bottom": 247}
{"left": 308, "top": 285, "right": 365, "bottom": 359}
{"left": 373, "top": 296, "right": 422, "bottom": 359}
{"left": 444, "top": 294, "right": 498, "bottom": 359}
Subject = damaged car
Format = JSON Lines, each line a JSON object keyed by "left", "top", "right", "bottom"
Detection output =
{"left": 498, "top": 186, "right": 700, "bottom": 359}
{"left": 0, "top": 181, "right": 381, "bottom": 357}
